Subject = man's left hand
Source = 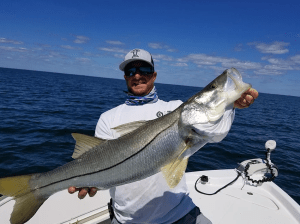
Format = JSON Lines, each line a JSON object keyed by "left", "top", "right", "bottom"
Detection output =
{"left": 234, "top": 88, "right": 259, "bottom": 109}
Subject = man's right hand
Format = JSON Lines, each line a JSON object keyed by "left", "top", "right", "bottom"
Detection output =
{"left": 68, "top": 186, "right": 98, "bottom": 199}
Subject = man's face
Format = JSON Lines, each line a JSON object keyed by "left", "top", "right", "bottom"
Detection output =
{"left": 124, "top": 61, "right": 157, "bottom": 96}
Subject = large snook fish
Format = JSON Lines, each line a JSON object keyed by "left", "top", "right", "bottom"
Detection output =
{"left": 0, "top": 68, "right": 251, "bottom": 224}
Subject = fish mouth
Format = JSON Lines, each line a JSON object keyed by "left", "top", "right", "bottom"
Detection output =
{"left": 224, "top": 68, "right": 251, "bottom": 103}
{"left": 202, "top": 68, "right": 251, "bottom": 122}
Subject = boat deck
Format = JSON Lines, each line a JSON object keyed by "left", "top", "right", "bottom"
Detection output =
{"left": 187, "top": 170, "right": 300, "bottom": 224}
{"left": 1, "top": 170, "right": 299, "bottom": 224}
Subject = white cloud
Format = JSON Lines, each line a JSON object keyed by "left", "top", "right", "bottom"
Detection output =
{"left": 222, "top": 61, "right": 262, "bottom": 70}
{"left": 148, "top": 42, "right": 177, "bottom": 52}
{"left": 0, "top": 46, "right": 27, "bottom": 52}
{"left": 264, "top": 64, "right": 293, "bottom": 70}
{"left": 248, "top": 41, "right": 289, "bottom": 54}
{"left": 158, "top": 53, "right": 261, "bottom": 71}
{"left": 61, "top": 45, "right": 81, "bottom": 50}
{"left": 261, "top": 56, "right": 286, "bottom": 65}
{"left": 1, "top": 36, "right": 298, "bottom": 80}
{"left": 148, "top": 43, "right": 163, "bottom": 49}
{"left": 76, "top": 57, "right": 91, "bottom": 63}
{"left": 178, "top": 53, "right": 263, "bottom": 72}
{"left": 39, "top": 44, "right": 51, "bottom": 48}
{"left": 177, "top": 58, "right": 189, "bottom": 63}
{"left": 114, "top": 53, "right": 125, "bottom": 59}
{"left": 98, "top": 47, "right": 127, "bottom": 53}
{"left": 167, "top": 48, "right": 178, "bottom": 53}
{"left": 83, "top": 52, "right": 100, "bottom": 57}
{"left": 106, "top": 40, "right": 124, "bottom": 45}
{"left": 171, "top": 62, "right": 188, "bottom": 67}
{"left": 261, "top": 55, "right": 300, "bottom": 72}
{"left": 255, "top": 54, "right": 300, "bottom": 75}
{"left": 0, "top": 38, "right": 23, "bottom": 45}
{"left": 38, "top": 51, "right": 69, "bottom": 61}
{"left": 254, "top": 69, "right": 284, "bottom": 75}
{"left": 291, "top": 55, "right": 300, "bottom": 64}
{"left": 234, "top": 43, "right": 244, "bottom": 52}
{"left": 183, "top": 54, "right": 237, "bottom": 66}
{"left": 209, "top": 66, "right": 228, "bottom": 74}
{"left": 73, "top": 35, "right": 90, "bottom": 44}
{"left": 152, "top": 54, "right": 174, "bottom": 62}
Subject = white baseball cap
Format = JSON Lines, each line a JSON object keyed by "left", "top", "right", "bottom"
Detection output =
{"left": 119, "top": 49, "right": 154, "bottom": 71}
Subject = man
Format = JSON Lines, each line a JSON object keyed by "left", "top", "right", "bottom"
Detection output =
{"left": 69, "top": 49, "right": 258, "bottom": 223}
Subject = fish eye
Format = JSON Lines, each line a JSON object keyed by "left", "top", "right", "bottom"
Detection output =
{"left": 211, "top": 84, "right": 217, "bottom": 89}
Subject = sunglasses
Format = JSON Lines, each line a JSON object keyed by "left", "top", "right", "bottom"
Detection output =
{"left": 125, "top": 67, "right": 154, "bottom": 77}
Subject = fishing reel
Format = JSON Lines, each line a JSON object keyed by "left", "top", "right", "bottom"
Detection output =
{"left": 237, "top": 140, "right": 278, "bottom": 185}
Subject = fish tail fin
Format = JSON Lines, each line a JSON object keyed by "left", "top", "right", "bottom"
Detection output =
{"left": 0, "top": 174, "right": 48, "bottom": 224}
{"left": 10, "top": 192, "right": 47, "bottom": 224}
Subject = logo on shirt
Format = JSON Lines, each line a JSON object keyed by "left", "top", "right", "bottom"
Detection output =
{"left": 131, "top": 49, "right": 140, "bottom": 58}
{"left": 156, "top": 111, "right": 163, "bottom": 118}
{"left": 156, "top": 111, "right": 172, "bottom": 118}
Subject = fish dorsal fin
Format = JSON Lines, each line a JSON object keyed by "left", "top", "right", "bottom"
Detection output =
{"left": 112, "top": 120, "right": 148, "bottom": 136}
{"left": 71, "top": 133, "right": 106, "bottom": 159}
{"left": 161, "top": 156, "right": 189, "bottom": 189}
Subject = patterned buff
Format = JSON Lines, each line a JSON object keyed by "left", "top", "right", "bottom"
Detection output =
{"left": 125, "top": 86, "right": 158, "bottom": 106}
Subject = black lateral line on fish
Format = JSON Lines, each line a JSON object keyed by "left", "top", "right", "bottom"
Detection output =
{"left": 34, "top": 119, "right": 179, "bottom": 190}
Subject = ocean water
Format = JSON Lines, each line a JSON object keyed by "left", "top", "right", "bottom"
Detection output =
{"left": 0, "top": 67, "right": 300, "bottom": 205}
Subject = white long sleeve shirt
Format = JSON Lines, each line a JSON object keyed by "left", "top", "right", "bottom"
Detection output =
{"left": 95, "top": 99, "right": 235, "bottom": 224}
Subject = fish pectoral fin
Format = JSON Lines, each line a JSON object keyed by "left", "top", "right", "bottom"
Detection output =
{"left": 72, "top": 133, "right": 107, "bottom": 159}
{"left": 112, "top": 120, "right": 148, "bottom": 136}
{"left": 161, "top": 157, "right": 189, "bottom": 189}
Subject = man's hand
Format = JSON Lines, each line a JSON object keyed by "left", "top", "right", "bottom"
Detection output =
{"left": 234, "top": 88, "right": 259, "bottom": 109}
{"left": 68, "top": 186, "right": 98, "bottom": 199}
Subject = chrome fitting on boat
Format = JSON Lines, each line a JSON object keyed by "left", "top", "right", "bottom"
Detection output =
{"left": 237, "top": 140, "right": 279, "bottom": 186}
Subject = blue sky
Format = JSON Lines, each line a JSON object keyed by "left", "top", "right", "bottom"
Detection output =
{"left": 1, "top": 0, "right": 299, "bottom": 96}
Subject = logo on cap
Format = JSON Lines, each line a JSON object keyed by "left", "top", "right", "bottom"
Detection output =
{"left": 131, "top": 49, "right": 140, "bottom": 58}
